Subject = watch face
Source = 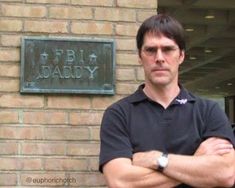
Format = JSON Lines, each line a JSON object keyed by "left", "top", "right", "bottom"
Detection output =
{"left": 158, "top": 154, "right": 168, "bottom": 168}
{"left": 160, "top": 157, "right": 168, "bottom": 167}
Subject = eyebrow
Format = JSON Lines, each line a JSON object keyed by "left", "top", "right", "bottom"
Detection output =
{"left": 143, "top": 45, "right": 177, "bottom": 48}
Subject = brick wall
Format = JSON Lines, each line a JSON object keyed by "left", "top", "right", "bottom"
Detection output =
{"left": 0, "top": 0, "right": 157, "bottom": 187}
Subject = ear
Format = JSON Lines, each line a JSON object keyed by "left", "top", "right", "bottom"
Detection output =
{"left": 138, "top": 52, "right": 143, "bottom": 65}
{"left": 179, "top": 50, "right": 185, "bottom": 65}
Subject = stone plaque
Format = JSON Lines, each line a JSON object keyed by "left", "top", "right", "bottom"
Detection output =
{"left": 20, "top": 36, "right": 115, "bottom": 94}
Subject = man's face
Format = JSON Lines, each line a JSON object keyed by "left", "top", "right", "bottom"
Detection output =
{"left": 139, "top": 32, "right": 185, "bottom": 87}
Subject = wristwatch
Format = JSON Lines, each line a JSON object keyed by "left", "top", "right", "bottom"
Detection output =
{"left": 157, "top": 152, "right": 168, "bottom": 172}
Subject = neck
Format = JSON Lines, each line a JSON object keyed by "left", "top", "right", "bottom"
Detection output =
{"left": 143, "top": 82, "right": 180, "bottom": 109}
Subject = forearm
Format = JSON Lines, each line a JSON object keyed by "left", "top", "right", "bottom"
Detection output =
{"left": 133, "top": 137, "right": 235, "bottom": 187}
{"left": 114, "top": 165, "right": 180, "bottom": 188}
{"left": 103, "top": 158, "right": 180, "bottom": 188}
{"left": 164, "top": 151, "right": 235, "bottom": 187}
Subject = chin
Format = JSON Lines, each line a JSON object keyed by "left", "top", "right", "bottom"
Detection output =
{"left": 151, "top": 78, "right": 171, "bottom": 85}
{"left": 151, "top": 81, "right": 170, "bottom": 87}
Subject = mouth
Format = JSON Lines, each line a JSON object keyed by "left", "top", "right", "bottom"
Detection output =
{"left": 152, "top": 67, "right": 169, "bottom": 72}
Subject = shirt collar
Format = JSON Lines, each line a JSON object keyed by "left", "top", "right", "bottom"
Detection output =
{"left": 128, "top": 84, "right": 196, "bottom": 104}
{"left": 172, "top": 84, "right": 196, "bottom": 105}
{"left": 128, "top": 84, "right": 147, "bottom": 103}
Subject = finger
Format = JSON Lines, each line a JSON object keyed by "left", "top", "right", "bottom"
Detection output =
{"left": 208, "top": 144, "right": 233, "bottom": 155}
{"left": 206, "top": 138, "right": 232, "bottom": 146}
{"left": 210, "top": 139, "right": 233, "bottom": 146}
{"left": 214, "top": 148, "right": 233, "bottom": 155}
{"left": 213, "top": 143, "right": 233, "bottom": 151}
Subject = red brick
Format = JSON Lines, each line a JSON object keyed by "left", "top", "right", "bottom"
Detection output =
{"left": 71, "top": 22, "right": 113, "bottom": 35}
{"left": 45, "top": 158, "right": 87, "bottom": 171}
{"left": 90, "top": 126, "right": 100, "bottom": 141}
{"left": 18, "top": 127, "right": 44, "bottom": 140}
{"left": 116, "top": 24, "right": 139, "bottom": 36}
{"left": 116, "top": 53, "right": 139, "bottom": 66}
{"left": 0, "top": 63, "right": 19, "bottom": 77}
{"left": 0, "top": 127, "right": 15, "bottom": 139}
{"left": 0, "top": 0, "right": 22, "bottom": 2}
{"left": 0, "top": 79, "right": 19, "bottom": 92}
{"left": 49, "top": 7, "right": 92, "bottom": 19}
{"left": 47, "top": 96, "right": 91, "bottom": 109}
{"left": 137, "top": 66, "right": 145, "bottom": 81}
{"left": 116, "top": 83, "right": 139, "bottom": 95}
{"left": 21, "top": 158, "right": 42, "bottom": 170}
{"left": 44, "top": 127, "right": 90, "bottom": 140}
{"left": 0, "top": 127, "right": 43, "bottom": 140}
{"left": 0, "top": 173, "right": 17, "bottom": 186}
{"left": 116, "top": 38, "right": 136, "bottom": 51}
{"left": 0, "top": 142, "right": 18, "bottom": 155}
{"left": 0, "top": 157, "right": 41, "bottom": 170}
{"left": 23, "top": 111, "right": 67, "bottom": 125}
{"left": 69, "top": 111, "right": 103, "bottom": 126}
{"left": 0, "top": 19, "right": 22, "bottom": 32}
{"left": 137, "top": 10, "right": 157, "bottom": 22}
{"left": 0, "top": 111, "right": 19, "bottom": 124}
{"left": 24, "top": 20, "right": 68, "bottom": 33}
{"left": 116, "top": 68, "right": 136, "bottom": 81}
{"left": 117, "top": 0, "right": 157, "bottom": 8}
{"left": 95, "top": 8, "right": 136, "bottom": 22}
{"left": 0, "top": 49, "right": 20, "bottom": 61}
{"left": 21, "top": 142, "right": 65, "bottom": 155}
{"left": 91, "top": 96, "right": 121, "bottom": 110}
{"left": 2, "top": 4, "right": 46, "bottom": 18}
{"left": 71, "top": 0, "right": 113, "bottom": 6}
{"left": 27, "top": 0, "right": 69, "bottom": 3}
{"left": 0, "top": 94, "right": 44, "bottom": 108}
{"left": 1, "top": 35, "right": 21, "bottom": 47}
{"left": 69, "top": 173, "right": 105, "bottom": 187}
{"left": 88, "top": 157, "right": 99, "bottom": 171}
{"left": 67, "top": 143, "right": 100, "bottom": 156}
{"left": 0, "top": 158, "right": 19, "bottom": 170}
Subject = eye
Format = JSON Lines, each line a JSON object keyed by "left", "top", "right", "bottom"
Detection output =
{"left": 162, "top": 47, "right": 174, "bottom": 53}
{"left": 146, "top": 47, "right": 155, "bottom": 52}
{"left": 162, "top": 46, "right": 178, "bottom": 54}
{"left": 145, "top": 47, "right": 157, "bottom": 55}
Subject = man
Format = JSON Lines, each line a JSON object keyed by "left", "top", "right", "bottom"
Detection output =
{"left": 99, "top": 14, "right": 235, "bottom": 188}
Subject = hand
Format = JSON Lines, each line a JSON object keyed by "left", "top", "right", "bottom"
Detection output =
{"left": 132, "top": 150, "right": 161, "bottom": 170}
{"left": 194, "top": 137, "right": 233, "bottom": 156}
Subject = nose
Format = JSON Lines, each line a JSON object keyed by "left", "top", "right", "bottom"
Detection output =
{"left": 154, "top": 49, "right": 165, "bottom": 63}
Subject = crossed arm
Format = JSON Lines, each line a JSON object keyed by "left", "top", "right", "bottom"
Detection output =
{"left": 103, "top": 137, "right": 235, "bottom": 188}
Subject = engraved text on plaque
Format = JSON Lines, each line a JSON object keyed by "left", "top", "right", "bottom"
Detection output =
{"left": 20, "top": 37, "right": 115, "bottom": 94}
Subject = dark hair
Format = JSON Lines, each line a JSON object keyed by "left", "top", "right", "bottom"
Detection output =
{"left": 136, "top": 14, "right": 186, "bottom": 54}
